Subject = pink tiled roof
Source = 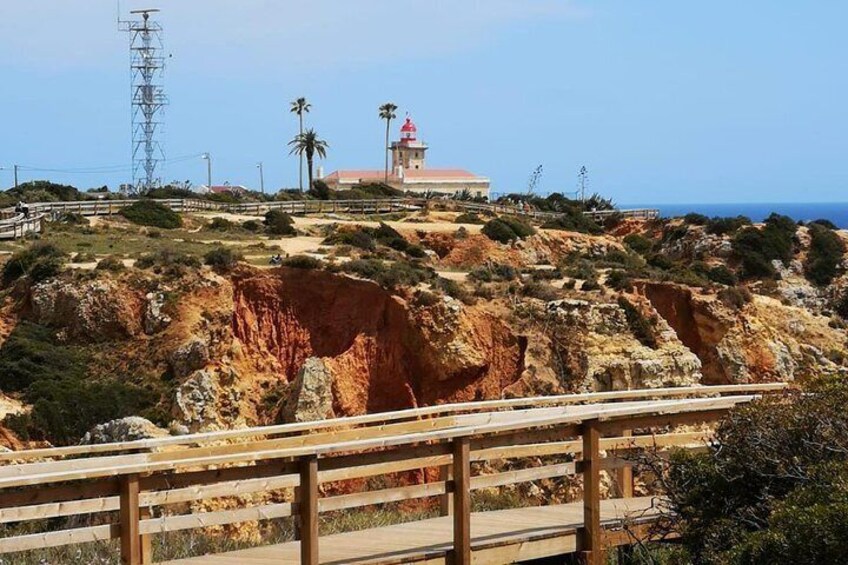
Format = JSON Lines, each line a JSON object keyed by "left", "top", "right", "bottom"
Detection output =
{"left": 325, "top": 169, "right": 485, "bottom": 182}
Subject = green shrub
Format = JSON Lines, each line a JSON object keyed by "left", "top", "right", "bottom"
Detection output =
{"left": 541, "top": 212, "right": 603, "bottom": 235}
{"left": 135, "top": 248, "right": 201, "bottom": 275}
{"left": 2, "top": 242, "right": 67, "bottom": 285}
{"left": 500, "top": 216, "right": 535, "bottom": 238}
{"left": 804, "top": 223, "right": 845, "bottom": 286}
{"left": 342, "top": 258, "right": 434, "bottom": 289}
{"left": 207, "top": 217, "right": 235, "bottom": 231}
{"left": 434, "top": 277, "right": 472, "bottom": 303}
{"left": 264, "top": 209, "right": 296, "bottom": 236}
{"left": 732, "top": 215, "right": 798, "bottom": 279}
{"left": 454, "top": 213, "right": 484, "bottom": 224}
{"left": 603, "top": 212, "right": 625, "bottom": 230}
{"left": 647, "top": 253, "right": 674, "bottom": 271}
{"left": 617, "top": 297, "right": 656, "bottom": 348}
{"left": 623, "top": 234, "right": 653, "bottom": 255}
{"left": 469, "top": 263, "right": 518, "bottom": 283}
{"left": 707, "top": 265, "right": 737, "bottom": 286}
{"left": 324, "top": 229, "right": 376, "bottom": 251}
{"left": 120, "top": 200, "right": 182, "bottom": 229}
{"left": 481, "top": 218, "right": 518, "bottom": 243}
{"left": 521, "top": 281, "right": 559, "bottom": 301}
{"left": 242, "top": 220, "right": 262, "bottom": 232}
{"left": 660, "top": 381, "right": 848, "bottom": 563}
{"left": 95, "top": 256, "right": 125, "bottom": 272}
{"left": 281, "top": 255, "right": 322, "bottom": 269}
{"left": 834, "top": 291, "right": 848, "bottom": 319}
{"left": 203, "top": 247, "right": 243, "bottom": 270}
{"left": 683, "top": 212, "right": 710, "bottom": 225}
{"left": 405, "top": 244, "right": 426, "bottom": 258}
{"left": 706, "top": 215, "right": 752, "bottom": 236}
{"left": 0, "top": 322, "right": 156, "bottom": 445}
{"left": 811, "top": 219, "right": 838, "bottom": 230}
{"left": 412, "top": 289, "right": 440, "bottom": 307}
{"left": 606, "top": 269, "right": 633, "bottom": 291}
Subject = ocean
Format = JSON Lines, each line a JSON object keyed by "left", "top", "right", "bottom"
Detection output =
{"left": 620, "top": 202, "right": 848, "bottom": 229}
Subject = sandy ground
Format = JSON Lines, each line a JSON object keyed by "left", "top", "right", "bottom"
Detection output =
{"left": 0, "top": 395, "right": 25, "bottom": 420}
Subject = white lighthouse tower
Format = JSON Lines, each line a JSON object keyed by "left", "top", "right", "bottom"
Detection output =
{"left": 391, "top": 116, "right": 428, "bottom": 173}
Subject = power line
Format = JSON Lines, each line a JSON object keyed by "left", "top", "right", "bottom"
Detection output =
{"left": 16, "top": 154, "right": 205, "bottom": 176}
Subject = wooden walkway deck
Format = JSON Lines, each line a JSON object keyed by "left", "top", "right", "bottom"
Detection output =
{"left": 163, "top": 497, "right": 658, "bottom": 565}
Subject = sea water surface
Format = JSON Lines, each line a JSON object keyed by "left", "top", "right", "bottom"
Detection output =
{"left": 620, "top": 202, "right": 848, "bottom": 229}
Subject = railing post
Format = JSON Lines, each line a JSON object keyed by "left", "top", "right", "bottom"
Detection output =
{"left": 580, "top": 421, "right": 603, "bottom": 565}
{"left": 439, "top": 463, "right": 454, "bottom": 517}
{"left": 452, "top": 437, "right": 471, "bottom": 565}
{"left": 299, "top": 455, "right": 319, "bottom": 565}
{"left": 119, "top": 473, "right": 142, "bottom": 565}
{"left": 615, "top": 429, "right": 634, "bottom": 498}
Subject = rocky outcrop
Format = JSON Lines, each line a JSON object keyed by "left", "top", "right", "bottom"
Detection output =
{"left": 81, "top": 417, "right": 169, "bottom": 444}
{"left": 544, "top": 298, "right": 702, "bottom": 392}
{"left": 231, "top": 268, "right": 523, "bottom": 417}
{"left": 30, "top": 279, "right": 145, "bottom": 341}
{"left": 283, "top": 357, "right": 335, "bottom": 422}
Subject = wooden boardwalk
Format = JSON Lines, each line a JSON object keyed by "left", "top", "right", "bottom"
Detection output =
{"left": 164, "top": 498, "right": 657, "bottom": 565}
{"left": 0, "top": 384, "right": 786, "bottom": 565}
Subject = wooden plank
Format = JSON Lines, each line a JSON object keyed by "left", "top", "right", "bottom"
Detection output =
{"left": 319, "top": 481, "right": 446, "bottom": 513}
{"left": 452, "top": 437, "right": 471, "bottom": 565}
{"left": 0, "top": 523, "right": 118, "bottom": 554}
{"left": 299, "top": 456, "right": 319, "bottom": 565}
{"left": 471, "top": 462, "right": 576, "bottom": 490}
{"left": 0, "top": 477, "right": 120, "bottom": 510}
{"left": 139, "top": 502, "right": 295, "bottom": 535}
{"left": 120, "top": 474, "right": 141, "bottom": 565}
{"left": 140, "top": 506, "right": 153, "bottom": 565}
{"left": 439, "top": 464, "right": 453, "bottom": 516}
{"left": 615, "top": 430, "right": 634, "bottom": 498}
{"left": 580, "top": 422, "right": 602, "bottom": 565}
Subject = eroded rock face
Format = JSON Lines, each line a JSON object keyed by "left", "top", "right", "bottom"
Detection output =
{"left": 544, "top": 298, "right": 702, "bottom": 392}
{"left": 231, "top": 268, "right": 524, "bottom": 417}
{"left": 283, "top": 357, "right": 335, "bottom": 423}
{"left": 30, "top": 279, "right": 144, "bottom": 341}
{"left": 81, "top": 417, "right": 168, "bottom": 444}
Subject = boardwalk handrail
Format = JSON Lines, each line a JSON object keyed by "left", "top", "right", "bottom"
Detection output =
{"left": 0, "top": 383, "right": 786, "bottom": 463}
{"left": 0, "top": 384, "right": 786, "bottom": 564}
{"left": 0, "top": 197, "right": 660, "bottom": 240}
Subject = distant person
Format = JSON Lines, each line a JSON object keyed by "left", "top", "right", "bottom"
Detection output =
{"left": 269, "top": 254, "right": 282, "bottom": 266}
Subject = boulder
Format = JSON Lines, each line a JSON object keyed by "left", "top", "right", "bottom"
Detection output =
{"left": 81, "top": 417, "right": 168, "bottom": 445}
{"left": 283, "top": 357, "right": 335, "bottom": 423}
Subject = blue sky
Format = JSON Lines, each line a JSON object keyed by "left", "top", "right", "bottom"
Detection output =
{"left": 0, "top": 1, "right": 846, "bottom": 204}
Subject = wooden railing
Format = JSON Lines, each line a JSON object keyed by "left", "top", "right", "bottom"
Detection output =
{"left": 0, "top": 384, "right": 784, "bottom": 564}
{"left": 0, "top": 197, "right": 660, "bottom": 240}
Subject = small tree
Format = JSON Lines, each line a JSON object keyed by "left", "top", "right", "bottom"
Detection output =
{"left": 288, "top": 129, "right": 328, "bottom": 193}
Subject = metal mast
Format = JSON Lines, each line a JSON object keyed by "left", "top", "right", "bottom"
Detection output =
{"left": 578, "top": 166, "right": 588, "bottom": 204}
{"left": 120, "top": 9, "right": 168, "bottom": 194}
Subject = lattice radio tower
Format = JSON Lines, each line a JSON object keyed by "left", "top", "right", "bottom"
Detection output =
{"left": 119, "top": 8, "right": 168, "bottom": 194}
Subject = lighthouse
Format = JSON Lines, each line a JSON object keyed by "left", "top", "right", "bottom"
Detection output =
{"left": 391, "top": 116, "right": 428, "bottom": 173}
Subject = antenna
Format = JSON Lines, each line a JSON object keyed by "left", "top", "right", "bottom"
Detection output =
{"left": 119, "top": 8, "right": 169, "bottom": 194}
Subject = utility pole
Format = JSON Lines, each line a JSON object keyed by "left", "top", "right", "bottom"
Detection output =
{"left": 202, "top": 153, "right": 212, "bottom": 189}
{"left": 257, "top": 162, "right": 265, "bottom": 194}
{"left": 14, "top": 165, "right": 18, "bottom": 189}
{"left": 579, "top": 166, "right": 588, "bottom": 205}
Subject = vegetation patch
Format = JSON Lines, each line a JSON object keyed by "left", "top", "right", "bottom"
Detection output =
{"left": 481, "top": 216, "right": 536, "bottom": 243}
{"left": 804, "top": 223, "right": 845, "bottom": 286}
{"left": 264, "top": 210, "right": 297, "bottom": 236}
{"left": 0, "top": 322, "right": 157, "bottom": 445}
{"left": 617, "top": 296, "right": 657, "bottom": 348}
{"left": 95, "top": 255, "right": 125, "bottom": 272}
{"left": 1, "top": 242, "right": 66, "bottom": 285}
{"left": 454, "top": 213, "right": 485, "bottom": 224}
{"left": 120, "top": 200, "right": 183, "bottom": 229}
{"left": 731, "top": 214, "right": 797, "bottom": 279}
{"left": 136, "top": 248, "right": 201, "bottom": 277}
{"left": 280, "top": 255, "right": 322, "bottom": 269}
{"left": 203, "top": 247, "right": 244, "bottom": 270}
{"left": 623, "top": 233, "right": 653, "bottom": 255}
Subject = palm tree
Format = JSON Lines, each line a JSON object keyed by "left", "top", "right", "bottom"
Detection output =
{"left": 289, "top": 97, "right": 311, "bottom": 191}
{"left": 378, "top": 102, "right": 398, "bottom": 182}
{"left": 288, "top": 129, "right": 328, "bottom": 192}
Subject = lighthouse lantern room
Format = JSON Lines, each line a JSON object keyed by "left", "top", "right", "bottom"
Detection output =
{"left": 391, "top": 116, "right": 428, "bottom": 173}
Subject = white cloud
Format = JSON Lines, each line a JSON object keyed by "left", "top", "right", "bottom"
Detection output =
{"left": 0, "top": 0, "right": 587, "bottom": 72}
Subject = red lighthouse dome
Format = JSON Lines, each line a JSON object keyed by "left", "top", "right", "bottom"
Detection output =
{"left": 399, "top": 116, "right": 417, "bottom": 143}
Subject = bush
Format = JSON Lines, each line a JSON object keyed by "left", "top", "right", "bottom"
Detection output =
{"left": 120, "top": 200, "right": 182, "bottom": 229}
{"left": 718, "top": 285, "right": 752, "bottom": 310}
{"left": 660, "top": 381, "right": 848, "bottom": 564}
{"left": 707, "top": 265, "right": 737, "bottom": 286}
{"left": 207, "top": 217, "right": 235, "bottom": 231}
{"left": 135, "top": 249, "right": 201, "bottom": 275}
{"left": 811, "top": 218, "right": 838, "bottom": 230}
{"left": 481, "top": 216, "right": 535, "bottom": 244}
{"left": 264, "top": 209, "right": 296, "bottom": 236}
{"left": 541, "top": 212, "right": 603, "bottom": 235}
{"left": 623, "top": 234, "right": 653, "bottom": 255}
{"left": 617, "top": 297, "right": 656, "bottom": 348}
{"left": 0, "top": 322, "right": 156, "bottom": 445}
{"left": 242, "top": 220, "right": 262, "bottom": 232}
{"left": 203, "top": 247, "right": 243, "bottom": 270}
{"left": 95, "top": 255, "right": 125, "bottom": 272}
{"left": 706, "top": 215, "right": 752, "bottom": 236}
{"left": 469, "top": 263, "right": 518, "bottom": 283}
{"left": 834, "top": 291, "right": 848, "bottom": 319}
{"left": 454, "top": 213, "right": 484, "bottom": 224}
{"left": 2, "top": 242, "right": 67, "bottom": 285}
{"left": 521, "top": 281, "right": 559, "bottom": 301}
{"left": 804, "top": 223, "right": 845, "bottom": 286}
{"left": 324, "top": 229, "right": 376, "bottom": 251}
{"left": 732, "top": 214, "right": 798, "bottom": 279}
{"left": 434, "top": 277, "right": 472, "bottom": 303}
{"left": 342, "top": 258, "right": 434, "bottom": 289}
{"left": 606, "top": 269, "right": 633, "bottom": 291}
{"left": 405, "top": 244, "right": 427, "bottom": 258}
{"left": 280, "top": 255, "right": 322, "bottom": 269}
{"left": 683, "top": 212, "right": 710, "bottom": 226}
